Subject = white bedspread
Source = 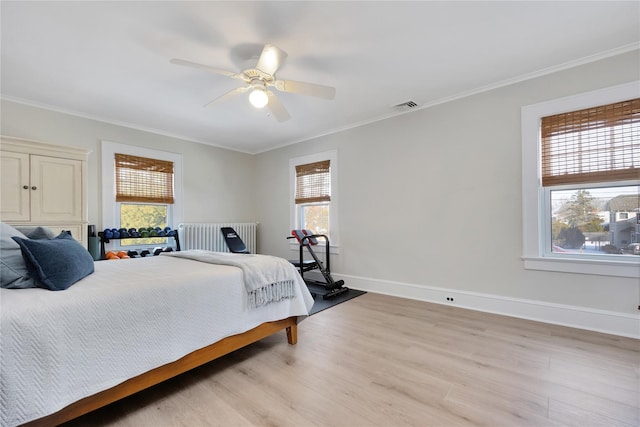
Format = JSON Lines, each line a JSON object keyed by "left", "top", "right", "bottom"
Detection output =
{"left": 163, "top": 250, "right": 299, "bottom": 308}
{"left": 0, "top": 255, "right": 314, "bottom": 426}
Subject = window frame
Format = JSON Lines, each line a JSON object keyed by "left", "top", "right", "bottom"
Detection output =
{"left": 521, "top": 81, "right": 640, "bottom": 278}
{"left": 289, "top": 150, "right": 339, "bottom": 253}
{"left": 101, "top": 141, "right": 183, "bottom": 250}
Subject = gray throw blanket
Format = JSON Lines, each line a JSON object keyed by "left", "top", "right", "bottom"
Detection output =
{"left": 162, "top": 250, "right": 297, "bottom": 308}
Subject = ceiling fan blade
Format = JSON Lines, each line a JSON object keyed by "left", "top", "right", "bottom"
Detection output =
{"left": 255, "top": 44, "right": 287, "bottom": 76}
{"left": 204, "top": 86, "right": 249, "bottom": 107}
{"left": 170, "top": 58, "right": 243, "bottom": 80}
{"left": 274, "top": 79, "right": 336, "bottom": 100}
{"left": 266, "top": 90, "right": 291, "bottom": 122}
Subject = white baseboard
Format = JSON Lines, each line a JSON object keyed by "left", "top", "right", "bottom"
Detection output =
{"left": 334, "top": 273, "right": 640, "bottom": 339}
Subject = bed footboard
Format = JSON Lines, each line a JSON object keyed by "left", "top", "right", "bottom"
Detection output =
{"left": 22, "top": 316, "right": 298, "bottom": 427}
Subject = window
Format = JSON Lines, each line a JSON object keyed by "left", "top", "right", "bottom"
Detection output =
{"left": 101, "top": 141, "right": 183, "bottom": 250}
{"left": 295, "top": 159, "right": 331, "bottom": 235}
{"left": 290, "top": 150, "right": 338, "bottom": 251}
{"left": 522, "top": 82, "right": 639, "bottom": 278}
{"left": 115, "top": 153, "right": 174, "bottom": 246}
{"left": 549, "top": 186, "right": 638, "bottom": 253}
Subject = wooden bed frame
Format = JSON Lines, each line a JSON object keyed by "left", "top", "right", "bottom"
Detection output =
{"left": 22, "top": 316, "right": 298, "bottom": 426}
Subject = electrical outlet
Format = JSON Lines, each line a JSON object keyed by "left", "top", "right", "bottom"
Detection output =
{"left": 446, "top": 297, "right": 454, "bottom": 302}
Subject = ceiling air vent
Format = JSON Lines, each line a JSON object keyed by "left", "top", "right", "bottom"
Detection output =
{"left": 392, "top": 100, "right": 419, "bottom": 111}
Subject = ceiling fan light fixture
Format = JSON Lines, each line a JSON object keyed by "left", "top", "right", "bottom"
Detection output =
{"left": 249, "top": 87, "right": 269, "bottom": 108}
{"left": 171, "top": 43, "right": 334, "bottom": 122}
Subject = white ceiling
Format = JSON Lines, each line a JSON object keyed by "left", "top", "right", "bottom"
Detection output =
{"left": 2, "top": 1, "right": 639, "bottom": 154}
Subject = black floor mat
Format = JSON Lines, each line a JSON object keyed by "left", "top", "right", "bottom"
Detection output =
{"left": 307, "top": 283, "right": 366, "bottom": 315}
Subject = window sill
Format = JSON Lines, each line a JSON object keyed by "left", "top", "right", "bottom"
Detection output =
{"left": 523, "top": 256, "right": 640, "bottom": 278}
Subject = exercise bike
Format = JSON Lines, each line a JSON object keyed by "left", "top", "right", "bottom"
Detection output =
{"left": 288, "top": 229, "right": 349, "bottom": 299}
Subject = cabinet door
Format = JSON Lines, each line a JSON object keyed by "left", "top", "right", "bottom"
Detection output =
{"left": 30, "top": 155, "right": 83, "bottom": 223}
{"left": 0, "top": 151, "right": 30, "bottom": 221}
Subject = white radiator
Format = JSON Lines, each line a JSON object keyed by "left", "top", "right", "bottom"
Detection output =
{"left": 178, "top": 223, "right": 257, "bottom": 253}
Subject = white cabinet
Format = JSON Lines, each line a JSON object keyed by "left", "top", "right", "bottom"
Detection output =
{"left": 0, "top": 136, "right": 89, "bottom": 244}
{"left": 0, "top": 151, "right": 30, "bottom": 221}
{"left": 29, "top": 155, "right": 83, "bottom": 223}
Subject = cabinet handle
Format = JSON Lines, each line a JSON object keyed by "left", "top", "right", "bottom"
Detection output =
{"left": 23, "top": 185, "right": 29, "bottom": 189}
{"left": 31, "top": 186, "right": 37, "bottom": 190}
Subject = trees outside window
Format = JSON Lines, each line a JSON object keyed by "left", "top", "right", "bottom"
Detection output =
{"left": 550, "top": 186, "right": 638, "bottom": 254}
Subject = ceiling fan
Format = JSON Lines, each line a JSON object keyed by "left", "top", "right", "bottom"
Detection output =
{"left": 170, "top": 43, "right": 336, "bottom": 122}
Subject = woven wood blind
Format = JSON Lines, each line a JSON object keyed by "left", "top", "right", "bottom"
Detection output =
{"left": 295, "top": 160, "right": 331, "bottom": 204}
{"left": 115, "top": 153, "right": 175, "bottom": 204}
{"left": 541, "top": 98, "right": 640, "bottom": 187}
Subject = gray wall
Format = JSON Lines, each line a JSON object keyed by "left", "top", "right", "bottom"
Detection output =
{"left": 255, "top": 50, "right": 640, "bottom": 316}
{"left": 0, "top": 101, "right": 257, "bottom": 226}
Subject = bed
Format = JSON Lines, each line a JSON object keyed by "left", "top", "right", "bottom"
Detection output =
{"left": 0, "top": 224, "right": 314, "bottom": 427}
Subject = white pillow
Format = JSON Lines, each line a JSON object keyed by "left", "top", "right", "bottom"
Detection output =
{"left": 0, "top": 222, "right": 37, "bottom": 288}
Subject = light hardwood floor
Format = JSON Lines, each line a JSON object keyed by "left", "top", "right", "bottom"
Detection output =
{"left": 63, "top": 292, "right": 639, "bottom": 427}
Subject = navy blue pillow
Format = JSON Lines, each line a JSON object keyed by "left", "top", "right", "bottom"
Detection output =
{"left": 12, "top": 232, "right": 95, "bottom": 291}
